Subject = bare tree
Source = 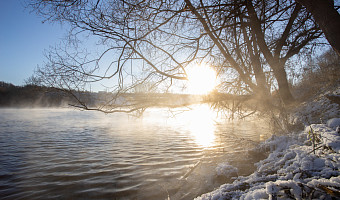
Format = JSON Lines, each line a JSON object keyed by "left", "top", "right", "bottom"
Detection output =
{"left": 295, "top": 0, "right": 340, "bottom": 55}
{"left": 28, "top": 0, "right": 325, "bottom": 113}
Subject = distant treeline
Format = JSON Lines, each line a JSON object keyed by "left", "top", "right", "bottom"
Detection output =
{"left": 0, "top": 81, "right": 204, "bottom": 108}
{"left": 0, "top": 81, "right": 74, "bottom": 107}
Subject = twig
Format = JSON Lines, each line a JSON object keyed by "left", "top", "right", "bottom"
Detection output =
{"left": 180, "top": 161, "right": 201, "bottom": 180}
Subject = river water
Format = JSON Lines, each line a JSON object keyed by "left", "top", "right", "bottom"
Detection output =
{"left": 0, "top": 105, "right": 271, "bottom": 200}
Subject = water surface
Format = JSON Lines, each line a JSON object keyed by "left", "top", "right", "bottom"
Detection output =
{"left": 0, "top": 106, "right": 271, "bottom": 199}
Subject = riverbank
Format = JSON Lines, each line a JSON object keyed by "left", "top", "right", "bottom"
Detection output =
{"left": 195, "top": 85, "right": 340, "bottom": 199}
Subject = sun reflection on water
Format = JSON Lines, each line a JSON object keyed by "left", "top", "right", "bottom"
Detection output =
{"left": 140, "top": 104, "right": 220, "bottom": 148}
{"left": 180, "top": 104, "right": 218, "bottom": 148}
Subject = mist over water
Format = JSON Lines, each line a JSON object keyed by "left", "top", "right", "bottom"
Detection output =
{"left": 0, "top": 106, "right": 271, "bottom": 199}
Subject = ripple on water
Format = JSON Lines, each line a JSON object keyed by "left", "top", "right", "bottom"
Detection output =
{"left": 0, "top": 108, "right": 271, "bottom": 200}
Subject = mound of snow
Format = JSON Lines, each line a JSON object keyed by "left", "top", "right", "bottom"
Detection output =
{"left": 327, "top": 118, "right": 340, "bottom": 129}
{"left": 215, "top": 162, "right": 238, "bottom": 177}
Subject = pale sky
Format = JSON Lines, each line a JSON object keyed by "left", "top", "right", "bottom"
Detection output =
{"left": 0, "top": 0, "right": 66, "bottom": 86}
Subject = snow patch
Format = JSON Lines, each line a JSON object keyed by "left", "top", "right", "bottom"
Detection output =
{"left": 292, "top": 86, "right": 340, "bottom": 125}
{"left": 327, "top": 118, "right": 340, "bottom": 129}
{"left": 215, "top": 162, "right": 238, "bottom": 177}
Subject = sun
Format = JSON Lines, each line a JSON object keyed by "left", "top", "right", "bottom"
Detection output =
{"left": 186, "top": 64, "right": 218, "bottom": 95}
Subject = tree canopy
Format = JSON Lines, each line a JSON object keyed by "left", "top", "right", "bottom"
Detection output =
{"left": 28, "top": 0, "right": 334, "bottom": 112}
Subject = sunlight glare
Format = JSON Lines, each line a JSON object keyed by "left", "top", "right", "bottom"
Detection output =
{"left": 186, "top": 63, "right": 217, "bottom": 95}
{"left": 186, "top": 105, "right": 217, "bottom": 147}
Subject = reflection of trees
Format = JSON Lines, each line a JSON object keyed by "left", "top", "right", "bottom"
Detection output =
{"left": 28, "top": 0, "right": 332, "bottom": 113}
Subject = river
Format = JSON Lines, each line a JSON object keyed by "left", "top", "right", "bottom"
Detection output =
{"left": 0, "top": 105, "right": 271, "bottom": 200}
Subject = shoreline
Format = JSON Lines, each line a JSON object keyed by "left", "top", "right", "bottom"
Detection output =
{"left": 195, "top": 85, "right": 340, "bottom": 199}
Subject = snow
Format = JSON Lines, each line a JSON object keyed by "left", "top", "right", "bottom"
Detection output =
{"left": 292, "top": 86, "right": 340, "bottom": 124}
{"left": 215, "top": 162, "right": 238, "bottom": 177}
{"left": 195, "top": 86, "right": 340, "bottom": 200}
{"left": 327, "top": 118, "right": 340, "bottom": 129}
{"left": 195, "top": 125, "right": 340, "bottom": 200}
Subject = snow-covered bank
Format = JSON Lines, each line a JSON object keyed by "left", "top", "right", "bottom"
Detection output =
{"left": 195, "top": 121, "right": 340, "bottom": 200}
{"left": 292, "top": 84, "right": 340, "bottom": 125}
{"left": 195, "top": 86, "right": 340, "bottom": 200}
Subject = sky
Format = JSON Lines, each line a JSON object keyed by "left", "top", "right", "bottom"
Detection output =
{"left": 0, "top": 1, "right": 67, "bottom": 86}
{"left": 0, "top": 0, "right": 180, "bottom": 92}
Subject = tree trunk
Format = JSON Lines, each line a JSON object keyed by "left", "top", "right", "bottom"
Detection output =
{"left": 296, "top": 0, "right": 340, "bottom": 55}
{"left": 274, "top": 66, "right": 294, "bottom": 105}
